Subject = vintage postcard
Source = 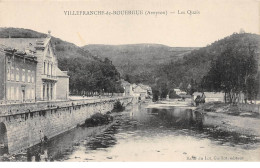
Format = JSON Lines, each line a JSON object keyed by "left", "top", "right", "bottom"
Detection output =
{"left": 0, "top": 0, "right": 260, "bottom": 164}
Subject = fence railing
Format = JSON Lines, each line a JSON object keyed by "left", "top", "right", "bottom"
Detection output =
{"left": 71, "top": 92, "right": 124, "bottom": 97}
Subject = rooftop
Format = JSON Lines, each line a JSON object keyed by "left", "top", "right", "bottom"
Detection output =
{"left": 0, "top": 37, "right": 51, "bottom": 53}
{"left": 56, "top": 68, "right": 69, "bottom": 77}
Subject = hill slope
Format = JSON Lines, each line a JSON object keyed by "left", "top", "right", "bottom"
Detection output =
{"left": 155, "top": 32, "right": 260, "bottom": 96}
{"left": 82, "top": 44, "right": 198, "bottom": 84}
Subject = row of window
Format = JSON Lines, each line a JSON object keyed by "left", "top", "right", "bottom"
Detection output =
{"left": 43, "top": 83, "right": 54, "bottom": 100}
{"left": 43, "top": 62, "right": 55, "bottom": 76}
{"left": 7, "top": 66, "right": 35, "bottom": 83}
{"left": 6, "top": 86, "right": 35, "bottom": 101}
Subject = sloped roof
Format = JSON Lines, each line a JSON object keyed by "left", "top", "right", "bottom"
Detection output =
{"left": 0, "top": 37, "right": 50, "bottom": 53}
{"left": 137, "top": 84, "right": 151, "bottom": 90}
{"left": 120, "top": 79, "right": 131, "bottom": 86}
{"left": 56, "top": 68, "right": 69, "bottom": 77}
{"left": 132, "top": 83, "right": 138, "bottom": 89}
{"left": 133, "top": 85, "right": 147, "bottom": 93}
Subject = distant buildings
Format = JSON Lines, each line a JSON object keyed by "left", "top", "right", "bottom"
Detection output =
{"left": 0, "top": 32, "right": 69, "bottom": 104}
{"left": 173, "top": 89, "right": 186, "bottom": 96}
{"left": 193, "top": 92, "right": 225, "bottom": 102}
{"left": 121, "top": 80, "right": 133, "bottom": 96}
{"left": 121, "top": 80, "right": 152, "bottom": 100}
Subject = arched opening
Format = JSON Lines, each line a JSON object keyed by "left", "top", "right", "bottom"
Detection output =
{"left": 0, "top": 122, "right": 8, "bottom": 155}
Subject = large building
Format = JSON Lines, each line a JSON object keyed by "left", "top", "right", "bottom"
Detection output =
{"left": 0, "top": 32, "right": 69, "bottom": 103}
{"left": 0, "top": 46, "right": 37, "bottom": 104}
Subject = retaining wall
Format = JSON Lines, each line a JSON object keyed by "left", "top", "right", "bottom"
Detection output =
{"left": 0, "top": 97, "right": 134, "bottom": 154}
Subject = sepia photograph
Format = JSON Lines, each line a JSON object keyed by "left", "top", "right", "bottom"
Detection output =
{"left": 0, "top": 0, "right": 260, "bottom": 164}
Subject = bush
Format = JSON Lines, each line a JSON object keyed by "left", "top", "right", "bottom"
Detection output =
{"left": 169, "top": 90, "right": 181, "bottom": 99}
{"left": 152, "top": 90, "right": 159, "bottom": 102}
{"left": 112, "top": 100, "right": 125, "bottom": 112}
{"left": 84, "top": 113, "right": 113, "bottom": 127}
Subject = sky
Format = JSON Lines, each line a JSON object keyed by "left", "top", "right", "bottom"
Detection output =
{"left": 0, "top": 0, "right": 259, "bottom": 47}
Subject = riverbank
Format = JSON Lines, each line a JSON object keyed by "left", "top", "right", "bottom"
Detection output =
{"left": 0, "top": 110, "right": 126, "bottom": 162}
{"left": 196, "top": 102, "right": 260, "bottom": 137}
{"left": 1, "top": 101, "right": 260, "bottom": 161}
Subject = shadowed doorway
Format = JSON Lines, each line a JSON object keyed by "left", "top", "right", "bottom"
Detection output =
{"left": 0, "top": 122, "right": 8, "bottom": 155}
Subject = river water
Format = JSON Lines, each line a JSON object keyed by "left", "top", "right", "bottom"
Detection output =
{"left": 1, "top": 101, "right": 260, "bottom": 161}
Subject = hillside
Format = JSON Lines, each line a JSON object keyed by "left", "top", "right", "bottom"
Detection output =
{"left": 0, "top": 27, "right": 123, "bottom": 94}
{"left": 83, "top": 44, "right": 196, "bottom": 65}
{"left": 82, "top": 44, "right": 198, "bottom": 84}
{"left": 155, "top": 32, "right": 260, "bottom": 98}
{"left": 0, "top": 27, "right": 97, "bottom": 61}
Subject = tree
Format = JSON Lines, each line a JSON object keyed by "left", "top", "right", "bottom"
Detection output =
{"left": 201, "top": 44, "right": 258, "bottom": 103}
{"left": 58, "top": 56, "right": 123, "bottom": 95}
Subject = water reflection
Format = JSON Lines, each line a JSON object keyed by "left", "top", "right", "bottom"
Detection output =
{"left": 147, "top": 107, "right": 259, "bottom": 148}
{"left": 86, "top": 126, "right": 118, "bottom": 150}
{"left": 148, "top": 108, "right": 204, "bottom": 130}
{"left": 1, "top": 103, "right": 260, "bottom": 161}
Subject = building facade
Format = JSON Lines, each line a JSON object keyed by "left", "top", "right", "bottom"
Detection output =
{"left": 121, "top": 80, "right": 133, "bottom": 96}
{"left": 0, "top": 47, "right": 37, "bottom": 104}
{"left": 56, "top": 69, "right": 69, "bottom": 100}
{"left": 34, "top": 35, "right": 58, "bottom": 101}
{"left": 0, "top": 32, "right": 69, "bottom": 103}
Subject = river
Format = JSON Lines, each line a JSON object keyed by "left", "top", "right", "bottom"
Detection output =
{"left": 1, "top": 101, "right": 260, "bottom": 161}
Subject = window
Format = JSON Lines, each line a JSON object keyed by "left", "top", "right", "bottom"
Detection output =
{"left": 49, "top": 64, "right": 51, "bottom": 76}
{"left": 51, "top": 64, "right": 53, "bottom": 76}
{"left": 13, "top": 87, "right": 16, "bottom": 100}
{"left": 47, "top": 84, "right": 49, "bottom": 100}
{"left": 50, "top": 84, "right": 53, "bottom": 100}
{"left": 11, "top": 66, "right": 14, "bottom": 81}
{"left": 16, "top": 68, "right": 19, "bottom": 81}
{"left": 22, "top": 69, "right": 25, "bottom": 82}
{"left": 7, "top": 86, "right": 10, "bottom": 100}
{"left": 31, "top": 71, "right": 35, "bottom": 83}
{"left": 7, "top": 66, "right": 10, "bottom": 81}
{"left": 44, "top": 62, "right": 46, "bottom": 74}
{"left": 16, "top": 86, "right": 19, "bottom": 100}
{"left": 31, "top": 88, "right": 35, "bottom": 100}
{"left": 28, "top": 70, "right": 31, "bottom": 83}
{"left": 28, "top": 89, "right": 31, "bottom": 100}
{"left": 11, "top": 86, "right": 14, "bottom": 100}
{"left": 47, "top": 63, "right": 49, "bottom": 75}
{"left": 43, "top": 84, "right": 45, "bottom": 100}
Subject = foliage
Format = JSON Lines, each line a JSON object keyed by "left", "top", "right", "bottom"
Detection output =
{"left": 112, "top": 100, "right": 125, "bottom": 112}
{"left": 58, "top": 57, "right": 124, "bottom": 94}
{"left": 83, "top": 44, "right": 197, "bottom": 85}
{"left": 84, "top": 113, "right": 113, "bottom": 127}
{"left": 153, "top": 33, "right": 260, "bottom": 100}
{"left": 169, "top": 90, "right": 181, "bottom": 99}
{"left": 152, "top": 89, "right": 160, "bottom": 102}
{"left": 201, "top": 43, "right": 259, "bottom": 102}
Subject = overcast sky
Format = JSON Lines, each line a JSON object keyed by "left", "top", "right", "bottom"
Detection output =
{"left": 0, "top": 0, "right": 259, "bottom": 47}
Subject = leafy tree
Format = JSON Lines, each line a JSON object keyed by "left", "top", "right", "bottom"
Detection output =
{"left": 58, "top": 57, "right": 124, "bottom": 95}
{"left": 201, "top": 44, "right": 259, "bottom": 103}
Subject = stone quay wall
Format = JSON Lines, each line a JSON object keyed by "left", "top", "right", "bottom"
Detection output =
{"left": 0, "top": 96, "right": 135, "bottom": 154}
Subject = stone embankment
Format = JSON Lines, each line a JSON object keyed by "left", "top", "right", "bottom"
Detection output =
{"left": 196, "top": 102, "right": 260, "bottom": 137}
{"left": 0, "top": 96, "right": 136, "bottom": 154}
